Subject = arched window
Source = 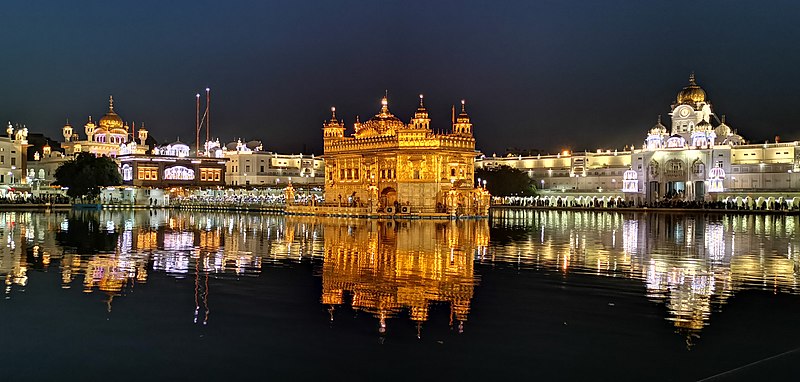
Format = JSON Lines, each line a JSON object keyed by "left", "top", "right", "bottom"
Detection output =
{"left": 164, "top": 166, "right": 195, "bottom": 180}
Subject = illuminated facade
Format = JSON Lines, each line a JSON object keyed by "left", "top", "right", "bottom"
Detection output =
{"left": 207, "top": 139, "right": 324, "bottom": 186}
{"left": 31, "top": 97, "right": 230, "bottom": 189}
{"left": 477, "top": 74, "right": 800, "bottom": 205}
{"left": 117, "top": 151, "right": 226, "bottom": 188}
{"left": 60, "top": 96, "right": 149, "bottom": 158}
{"left": 0, "top": 123, "right": 29, "bottom": 188}
{"left": 320, "top": 95, "right": 489, "bottom": 215}
{"left": 28, "top": 96, "right": 151, "bottom": 188}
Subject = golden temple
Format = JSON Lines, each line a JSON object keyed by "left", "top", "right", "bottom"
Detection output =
{"left": 301, "top": 94, "right": 490, "bottom": 216}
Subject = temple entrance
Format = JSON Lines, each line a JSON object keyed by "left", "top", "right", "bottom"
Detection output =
{"left": 665, "top": 181, "right": 685, "bottom": 200}
{"left": 694, "top": 181, "right": 705, "bottom": 202}
{"left": 380, "top": 187, "right": 397, "bottom": 210}
{"left": 648, "top": 181, "right": 659, "bottom": 203}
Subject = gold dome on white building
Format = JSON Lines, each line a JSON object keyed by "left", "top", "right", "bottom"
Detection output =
{"left": 676, "top": 73, "right": 707, "bottom": 105}
{"left": 97, "top": 95, "right": 125, "bottom": 133}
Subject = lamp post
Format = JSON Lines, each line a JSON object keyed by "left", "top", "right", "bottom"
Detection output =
{"left": 482, "top": 180, "right": 487, "bottom": 190}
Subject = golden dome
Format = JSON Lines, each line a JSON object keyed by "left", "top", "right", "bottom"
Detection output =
{"left": 98, "top": 95, "right": 124, "bottom": 130}
{"left": 676, "top": 73, "right": 707, "bottom": 105}
{"left": 356, "top": 95, "right": 404, "bottom": 137}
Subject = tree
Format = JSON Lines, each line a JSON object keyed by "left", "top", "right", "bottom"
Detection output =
{"left": 54, "top": 153, "right": 122, "bottom": 200}
{"left": 475, "top": 165, "right": 537, "bottom": 196}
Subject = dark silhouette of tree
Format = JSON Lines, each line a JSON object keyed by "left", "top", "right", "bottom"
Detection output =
{"left": 55, "top": 211, "right": 119, "bottom": 253}
{"left": 54, "top": 153, "right": 122, "bottom": 200}
{"left": 475, "top": 165, "right": 537, "bottom": 196}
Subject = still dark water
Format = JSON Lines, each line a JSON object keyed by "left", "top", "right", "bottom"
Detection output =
{"left": 1, "top": 209, "right": 799, "bottom": 381}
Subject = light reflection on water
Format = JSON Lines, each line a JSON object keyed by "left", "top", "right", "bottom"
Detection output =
{"left": 1, "top": 209, "right": 798, "bottom": 342}
{"left": 490, "top": 209, "right": 800, "bottom": 339}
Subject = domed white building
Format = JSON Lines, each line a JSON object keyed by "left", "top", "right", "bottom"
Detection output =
{"left": 477, "top": 73, "right": 800, "bottom": 207}
{"left": 61, "top": 96, "right": 149, "bottom": 157}
{"left": 628, "top": 73, "right": 797, "bottom": 203}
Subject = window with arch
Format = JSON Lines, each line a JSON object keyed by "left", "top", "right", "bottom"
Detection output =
{"left": 164, "top": 166, "right": 195, "bottom": 180}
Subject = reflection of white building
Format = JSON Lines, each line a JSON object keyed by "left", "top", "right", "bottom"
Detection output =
{"left": 477, "top": 74, "right": 800, "bottom": 205}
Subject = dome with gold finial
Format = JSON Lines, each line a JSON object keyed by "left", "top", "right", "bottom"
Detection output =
{"left": 649, "top": 115, "right": 667, "bottom": 135}
{"left": 356, "top": 93, "right": 404, "bottom": 137}
{"left": 676, "top": 73, "right": 707, "bottom": 105}
{"left": 98, "top": 95, "right": 125, "bottom": 132}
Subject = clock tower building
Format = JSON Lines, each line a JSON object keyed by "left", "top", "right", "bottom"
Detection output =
{"left": 669, "top": 73, "right": 713, "bottom": 137}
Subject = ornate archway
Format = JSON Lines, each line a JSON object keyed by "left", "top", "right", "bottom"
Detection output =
{"left": 380, "top": 187, "right": 397, "bottom": 209}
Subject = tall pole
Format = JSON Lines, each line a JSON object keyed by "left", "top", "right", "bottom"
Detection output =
{"left": 196, "top": 93, "right": 200, "bottom": 156}
{"left": 205, "top": 87, "right": 211, "bottom": 150}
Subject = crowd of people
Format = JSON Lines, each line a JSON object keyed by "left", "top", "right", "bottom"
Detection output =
{"left": 173, "top": 192, "right": 324, "bottom": 208}
{"left": 174, "top": 193, "right": 286, "bottom": 207}
{"left": 0, "top": 195, "right": 71, "bottom": 205}
{"left": 494, "top": 195, "right": 799, "bottom": 211}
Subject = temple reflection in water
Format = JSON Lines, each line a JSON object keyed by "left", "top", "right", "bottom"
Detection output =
{"left": 314, "top": 217, "right": 488, "bottom": 334}
{"left": 1, "top": 210, "right": 799, "bottom": 340}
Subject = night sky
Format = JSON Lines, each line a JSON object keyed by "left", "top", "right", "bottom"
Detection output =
{"left": 2, "top": 1, "right": 799, "bottom": 155}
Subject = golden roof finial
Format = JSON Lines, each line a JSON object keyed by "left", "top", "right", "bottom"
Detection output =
{"left": 657, "top": 114, "right": 662, "bottom": 124}
{"left": 109, "top": 95, "right": 114, "bottom": 111}
{"left": 331, "top": 106, "right": 337, "bottom": 121}
{"left": 419, "top": 94, "right": 424, "bottom": 107}
{"left": 380, "top": 91, "right": 389, "bottom": 114}
{"left": 688, "top": 72, "right": 696, "bottom": 85}
{"left": 721, "top": 114, "right": 726, "bottom": 124}
{"left": 461, "top": 99, "right": 466, "bottom": 112}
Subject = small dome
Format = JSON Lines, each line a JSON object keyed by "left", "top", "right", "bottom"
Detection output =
{"left": 649, "top": 115, "right": 667, "bottom": 135}
{"left": 676, "top": 73, "right": 707, "bottom": 105}
{"left": 245, "top": 140, "right": 262, "bottom": 150}
{"left": 714, "top": 115, "right": 731, "bottom": 137}
{"left": 715, "top": 123, "right": 731, "bottom": 137}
